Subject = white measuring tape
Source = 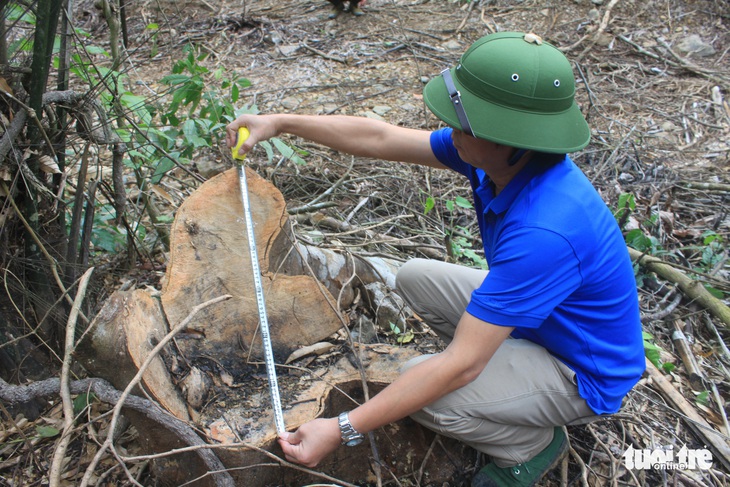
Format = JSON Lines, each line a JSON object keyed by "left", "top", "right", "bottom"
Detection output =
{"left": 233, "top": 127, "right": 286, "bottom": 434}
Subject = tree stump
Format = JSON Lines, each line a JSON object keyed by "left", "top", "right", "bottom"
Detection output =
{"left": 160, "top": 168, "right": 344, "bottom": 375}
{"left": 81, "top": 167, "right": 472, "bottom": 486}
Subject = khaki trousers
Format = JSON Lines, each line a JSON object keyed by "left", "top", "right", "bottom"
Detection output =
{"left": 395, "top": 259, "right": 598, "bottom": 467}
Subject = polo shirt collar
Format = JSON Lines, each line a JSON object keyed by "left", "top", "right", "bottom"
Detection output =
{"left": 483, "top": 157, "right": 550, "bottom": 215}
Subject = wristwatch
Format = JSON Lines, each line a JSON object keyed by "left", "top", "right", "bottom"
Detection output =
{"left": 337, "top": 411, "right": 364, "bottom": 446}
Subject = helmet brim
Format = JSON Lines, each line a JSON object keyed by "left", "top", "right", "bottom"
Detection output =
{"left": 423, "top": 66, "right": 591, "bottom": 154}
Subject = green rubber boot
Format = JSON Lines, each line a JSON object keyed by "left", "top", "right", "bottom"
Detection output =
{"left": 472, "top": 427, "right": 568, "bottom": 487}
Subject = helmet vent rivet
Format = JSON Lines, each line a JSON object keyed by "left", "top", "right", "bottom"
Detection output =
{"left": 511, "top": 73, "right": 519, "bottom": 82}
{"left": 554, "top": 79, "right": 560, "bottom": 87}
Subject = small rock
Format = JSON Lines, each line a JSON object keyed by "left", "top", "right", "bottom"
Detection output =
{"left": 350, "top": 315, "right": 378, "bottom": 344}
{"left": 263, "top": 33, "right": 282, "bottom": 45}
{"left": 321, "top": 103, "right": 340, "bottom": 114}
{"left": 195, "top": 155, "right": 227, "bottom": 179}
{"left": 363, "top": 111, "right": 386, "bottom": 122}
{"left": 676, "top": 34, "right": 716, "bottom": 57}
{"left": 281, "top": 96, "right": 301, "bottom": 110}
{"left": 590, "top": 0, "right": 604, "bottom": 5}
{"left": 443, "top": 40, "right": 462, "bottom": 51}
{"left": 661, "top": 121, "right": 678, "bottom": 132}
{"left": 588, "top": 8, "right": 600, "bottom": 21}
{"left": 277, "top": 44, "right": 299, "bottom": 57}
{"left": 372, "top": 105, "right": 392, "bottom": 116}
{"left": 618, "top": 172, "right": 635, "bottom": 183}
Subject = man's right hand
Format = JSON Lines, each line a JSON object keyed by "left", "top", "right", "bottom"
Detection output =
{"left": 226, "top": 114, "right": 279, "bottom": 159}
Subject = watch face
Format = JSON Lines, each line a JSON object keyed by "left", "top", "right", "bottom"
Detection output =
{"left": 345, "top": 437, "right": 364, "bottom": 447}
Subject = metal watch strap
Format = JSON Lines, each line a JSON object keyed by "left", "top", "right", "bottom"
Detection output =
{"left": 338, "top": 411, "right": 364, "bottom": 446}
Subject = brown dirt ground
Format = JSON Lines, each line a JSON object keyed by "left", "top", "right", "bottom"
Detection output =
{"left": 124, "top": 0, "right": 730, "bottom": 484}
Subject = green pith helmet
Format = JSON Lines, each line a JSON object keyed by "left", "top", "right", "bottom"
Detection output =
{"left": 423, "top": 32, "right": 591, "bottom": 153}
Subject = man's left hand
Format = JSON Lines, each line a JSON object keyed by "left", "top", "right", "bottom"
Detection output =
{"left": 278, "top": 417, "right": 342, "bottom": 467}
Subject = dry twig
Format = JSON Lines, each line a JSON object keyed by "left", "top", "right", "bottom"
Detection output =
{"left": 49, "top": 267, "right": 95, "bottom": 487}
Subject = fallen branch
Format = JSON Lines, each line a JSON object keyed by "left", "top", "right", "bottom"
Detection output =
{"left": 0, "top": 376, "right": 230, "bottom": 485}
{"left": 301, "top": 213, "right": 445, "bottom": 260}
{"left": 679, "top": 181, "right": 730, "bottom": 193}
{"left": 656, "top": 37, "right": 730, "bottom": 87}
{"left": 575, "top": 0, "right": 621, "bottom": 62}
{"left": 302, "top": 42, "right": 347, "bottom": 64}
{"left": 455, "top": 0, "right": 476, "bottom": 34}
{"left": 629, "top": 247, "right": 730, "bottom": 330}
{"left": 671, "top": 320, "right": 705, "bottom": 391}
{"left": 128, "top": 441, "right": 359, "bottom": 487}
{"left": 618, "top": 35, "right": 730, "bottom": 87}
{"left": 645, "top": 358, "right": 730, "bottom": 471}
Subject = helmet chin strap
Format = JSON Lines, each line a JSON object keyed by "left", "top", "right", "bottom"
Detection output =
{"left": 508, "top": 148, "right": 527, "bottom": 166}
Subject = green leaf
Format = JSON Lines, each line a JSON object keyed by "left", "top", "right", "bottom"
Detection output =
{"left": 36, "top": 425, "right": 60, "bottom": 438}
{"left": 695, "top": 390, "right": 710, "bottom": 406}
{"left": 151, "top": 157, "right": 177, "bottom": 184}
{"left": 446, "top": 200, "right": 454, "bottom": 213}
{"left": 260, "top": 140, "right": 275, "bottom": 161}
{"left": 397, "top": 330, "right": 415, "bottom": 344}
{"left": 645, "top": 347, "right": 661, "bottom": 368}
{"left": 91, "top": 221, "right": 126, "bottom": 254}
{"left": 702, "top": 231, "right": 721, "bottom": 245}
{"left": 661, "top": 362, "right": 676, "bottom": 374}
{"left": 73, "top": 392, "right": 97, "bottom": 416}
{"left": 424, "top": 196, "right": 435, "bottom": 215}
{"left": 626, "top": 229, "right": 653, "bottom": 253}
{"left": 232, "top": 83, "right": 240, "bottom": 103}
{"left": 704, "top": 284, "right": 724, "bottom": 299}
{"left": 454, "top": 196, "right": 473, "bottom": 209}
{"left": 85, "top": 45, "right": 109, "bottom": 56}
{"left": 618, "top": 193, "right": 635, "bottom": 211}
{"left": 161, "top": 74, "right": 191, "bottom": 86}
{"left": 272, "top": 138, "right": 306, "bottom": 164}
{"left": 7, "top": 4, "right": 36, "bottom": 23}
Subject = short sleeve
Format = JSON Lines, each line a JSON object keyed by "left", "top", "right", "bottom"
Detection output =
{"left": 430, "top": 128, "right": 471, "bottom": 176}
{"left": 466, "top": 226, "right": 583, "bottom": 328}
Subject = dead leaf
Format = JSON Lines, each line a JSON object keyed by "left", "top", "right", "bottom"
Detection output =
{"left": 285, "top": 341, "right": 336, "bottom": 364}
{"left": 219, "top": 369, "right": 234, "bottom": 387}
{"left": 151, "top": 184, "right": 175, "bottom": 204}
{"left": 39, "top": 155, "right": 61, "bottom": 174}
{"left": 0, "top": 77, "right": 13, "bottom": 95}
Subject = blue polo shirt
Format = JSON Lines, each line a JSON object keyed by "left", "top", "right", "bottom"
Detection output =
{"left": 431, "top": 128, "right": 645, "bottom": 415}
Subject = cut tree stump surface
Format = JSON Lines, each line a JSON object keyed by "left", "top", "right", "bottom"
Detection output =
{"left": 160, "top": 167, "right": 344, "bottom": 375}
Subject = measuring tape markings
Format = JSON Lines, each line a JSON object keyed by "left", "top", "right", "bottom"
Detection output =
{"left": 234, "top": 127, "right": 286, "bottom": 434}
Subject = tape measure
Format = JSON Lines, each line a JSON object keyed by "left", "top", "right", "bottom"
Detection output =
{"left": 234, "top": 127, "right": 286, "bottom": 433}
